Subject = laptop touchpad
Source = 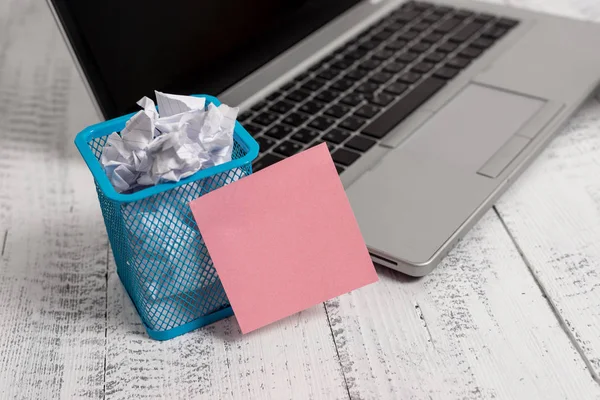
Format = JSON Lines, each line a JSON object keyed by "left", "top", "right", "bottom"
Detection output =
{"left": 403, "top": 83, "right": 546, "bottom": 172}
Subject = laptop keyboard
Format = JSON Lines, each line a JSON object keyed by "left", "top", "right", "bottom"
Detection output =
{"left": 239, "top": 1, "right": 520, "bottom": 174}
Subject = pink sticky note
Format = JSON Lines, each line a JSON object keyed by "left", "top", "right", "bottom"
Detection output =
{"left": 189, "top": 143, "right": 378, "bottom": 333}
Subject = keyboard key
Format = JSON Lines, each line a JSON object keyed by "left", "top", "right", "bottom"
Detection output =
{"left": 481, "top": 25, "right": 508, "bottom": 39}
{"left": 322, "top": 55, "right": 336, "bottom": 64}
{"left": 244, "top": 123, "right": 263, "bottom": 136}
{"left": 345, "top": 136, "right": 376, "bottom": 152}
{"left": 447, "top": 56, "right": 470, "bottom": 70}
{"left": 373, "top": 30, "right": 394, "bottom": 41}
{"left": 264, "top": 124, "right": 293, "bottom": 139}
{"left": 423, "top": 13, "right": 443, "bottom": 23}
{"left": 251, "top": 101, "right": 268, "bottom": 112}
{"left": 422, "top": 32, "right": 443, "bottom": 43}
{"left": 336, "top": 165, "right": 345, "bottom": 174}
{"left": 254, "top": 112, "right": 279, "bottom": 126}
{"left": 474, "top": 13, "right": 494, "bottom": 23}
{"left": 363, "top": 76, "right": 446, "bottom": 138}
{"left": 394, "top": 10, "right": 422, "bottom": 22}
{"left": 281, "top": 82, "right": 296, "bottom": 91}
{"left": 324, "top": 104, "right": 351, "bottom": 118}
{"left": 341, "top": 93, "right": 364, "bottom": 106}
{"left": 433, "top": 66, "right": 459, "bottom": 79}
{"left": 308, "top": 63, "right": 322, "bottom": 72}
{"left": 310, "top": 140, "right": 336, "bottom": 152}
{"left": 409, "top": 1, "right": 432, "bottom": 11}
{"left": 323, "top": 128, "right": 351, "bottom": 144}
{"left": 358, "top": 39, "right": 379, "bottom": 50}
{"left": 253, "top": 153, "right": 283, "bottom": 172}
{"left": 332, "top": 59, "right": 354, "bottom": 70}
{"left": 286, "top": 89, "right": 311, "bottom": 103}
{"left": 345, "top": 48, "right": 368, "bottom": 60}
{"left": 384, "top": 22, "right": 404, "bottom": 33}
{"left": 291, "top": 128, "right": 319, "bottom": 143}
{"left": 433, "top": 5, "right": 452, "bottom": 15}
{"left": 283, "top": 112, "right": 310, "bottom": 127}
{"left": 434, "top": 18, "right": 461, "bottom": 34}
{"left": 383, "top": 62, "right": 406, "bottom": 74}
{"left": 267, "top": 92, "right": 282, "bottom": 102}
{"left": 256, "top": 136, "right": 277, "bottom": 152}
{"left": 355, "top": 104, "right": 381, "bottom": 119}
{"left": 299, "top": 100, "right": 324, "bottom": 115}
{"left": 397, "top": 71, "right": 422, "bottom": 84}
{"left": 340, "top": 116, "right": 367, "bottom": 131}
{"left": 273, "top": 141, "right": 304, "bottom": 157}
{"left": 302, "top": 78, "right": 327, "bottom": 92}
{"left": 332, "top": 148, "right": 361, "bottom": 166}
{"left": 497, "top": 17, "right": 519, "bottom": 29}
{"left": 373, "top": 49, "right": 395, "bottom": 61}
{"left": 295, "top": 72, "right": 310, "bottom": 82}
{"left": 358, "top": 59, "right": 382, "bottom": 71}
{"left": 318, "top": 69, "right": 338, "bottom": 80}
{"left": 412, "top": 62, "right": 435, "bottom": 73}
{"left": 449, "top": 21, "right": 484, "bottom": 42}
{"left": 454, "top": 9, "right": 474, "bottom": 19}
{"left": 425, "top": 51, "right": 446, "bottom": 63}
{"left": 471, "top": 37, "right": 494, "bottom": 49}
{"left": 386, "top": 40, "right": 408, "bottom": 51}
{"left": 410, "top": 42, "right": 431, "bottom": 53}
{"left": 384, "top": 82, "right": 408, "bottom": 95}
{"left": 330, "top": 79, "right": 354, "bottom": 92}
{"left": 308, "top": 116, "right": 336, "bottom": 131}
{"left": 367, "top": 93, "right": 395, "bottom": 106}
{"left": 315, "top": 90, "right": 340, "bottom": 103}
{"left": 396, "top": 52, "right": 419, "bottom": 63}
{"left": 437, "top": 41, "right": 458, "bottom": 53}
{"left": 370, "top": 72, "right": 393, "bottom": 84}
{"left": 397, "top": 30, "right": 419, "bottom": 41}
{"left": 356, "top": 82, "right": 380, "bottom": 94}
{"left": 270, "top": 101, "right": 295, "bottom": 114}
{"left": 345, "top": 68, "right": 369, "bottom": 81}
{"left": 239, "top": 111, "right": 253, "bottom": 122}
{"left": 459, "top": 46, "right": 482, "bottom": 59}
{"left": 410, "top": 22, "right": 430, "bottom": 33}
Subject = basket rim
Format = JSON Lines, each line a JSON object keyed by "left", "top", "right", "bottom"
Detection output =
{"left": 74, "top": 94, "right": 259, "bottom": 203}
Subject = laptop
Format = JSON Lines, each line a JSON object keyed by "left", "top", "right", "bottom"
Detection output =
{"left": 48, "top": 0, "right": 600, "bottom": 276}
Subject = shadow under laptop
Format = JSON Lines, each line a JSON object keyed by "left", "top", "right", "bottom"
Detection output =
{"left": 374, "top": 263, "right": 422, "bottom": 283}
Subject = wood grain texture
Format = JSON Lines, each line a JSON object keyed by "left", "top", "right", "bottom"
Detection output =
{"left": 0, "top": 0, "right": 105, "bottom": 398}
{"left": 494, "top": 0, "right": 600, "bottom": 384}
{"left": 326, "top": 211, "right": 600, "bottom": 400}
{"left": 1, "top": 0, "right": 600, "bottom": 399}
{"left": 105, "top": 253, "right": 348, "bottom": 400}
{"left": 495, "top": 56, "right": 600, "bottom": 379}
{"left": 323, "top": 0, "right": 600, "bottom": 398}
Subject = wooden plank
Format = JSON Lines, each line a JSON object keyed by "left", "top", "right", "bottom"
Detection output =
{"left": 0, "top": 0, "right": 106, "bottom": 398}
{"left": 104, "top": 253, "right": 349, "bottom": 400}
{"left": 326, "top": 1, "right": 600, "bottom": 396}
{"left": 491, "top": 0, "right": 600, "bottom": 382}
{"left": 326, "top": 211, "right": 600, "bottom": 399}
{"left": 495, "top": 61, "right": 600, "bottom": 379}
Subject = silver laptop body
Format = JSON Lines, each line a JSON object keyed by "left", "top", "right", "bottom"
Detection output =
{"left": 52, "top": 0, "right": 600, "bottom": 276}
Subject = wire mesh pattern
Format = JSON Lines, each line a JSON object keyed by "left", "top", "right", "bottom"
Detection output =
{"left": 87, "top": 133, "right": 253, "bottom": 337}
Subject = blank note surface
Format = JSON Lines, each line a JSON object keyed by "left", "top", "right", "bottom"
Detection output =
{"left": 190, "top": 144, "right": 378, "bottom": 333}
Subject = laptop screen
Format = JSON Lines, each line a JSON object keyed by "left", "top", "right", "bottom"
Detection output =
{"left": 51, "top": 0, "right": 361, "bottom": 119}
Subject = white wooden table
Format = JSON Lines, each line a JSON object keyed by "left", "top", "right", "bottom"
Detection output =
{"left": 1, "top": 0, "right": 599, "bottom": 398}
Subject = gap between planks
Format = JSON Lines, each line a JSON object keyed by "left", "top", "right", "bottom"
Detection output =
{"left": 323, "top": 303, "right": 353, "bottom": 400}
{"left": 1, "top": 230, "right": 7, "bottom": 257}
{"left": 103, "top": 243, "right": 110, "bottom": 400}
{"left": 493, "top": 206, "right": 600, "bottom": 385}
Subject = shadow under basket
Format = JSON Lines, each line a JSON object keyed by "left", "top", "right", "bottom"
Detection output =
{"left": 74, "top": 95, "right": 259, "bottom": 340}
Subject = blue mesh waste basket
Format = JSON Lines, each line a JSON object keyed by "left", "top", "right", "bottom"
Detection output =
{"left": 74, "top": 95, "right": 259, "bottom": 340}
